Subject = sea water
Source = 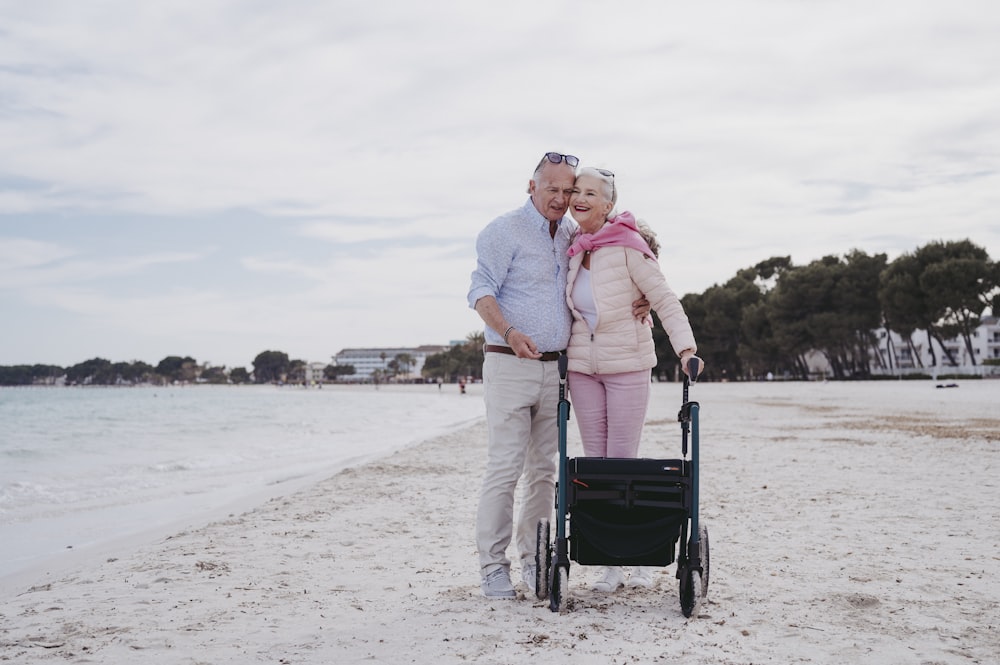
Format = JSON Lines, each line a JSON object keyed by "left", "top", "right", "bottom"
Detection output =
{"left": 0, "top": 383, "right": 484, "bottom": 583}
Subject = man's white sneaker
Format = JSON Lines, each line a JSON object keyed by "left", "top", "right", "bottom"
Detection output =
{"left": 481, "top": 568, "right": 516, "bottom": 599}
{"left": 591, "top": 566, "right": 625, "bottom": 592}
{"left": 521, "top": 564, "right": 537, "bottom": 593}
{"left": 627, "top": 566, "right": 655, "bottom": 588}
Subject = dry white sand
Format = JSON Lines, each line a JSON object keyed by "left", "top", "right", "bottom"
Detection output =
{"left": 2, "top": 380, "right": 998, "bottom": 664}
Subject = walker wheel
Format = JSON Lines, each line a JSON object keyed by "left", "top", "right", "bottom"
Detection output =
{"left": 679, "top": 568, "right": 702, "bottom": 617}
{"left": 535, "top": 519, "right": 551, "bottom": 600}
{"left": 679, "top": 524, "right": 710, "bottom": 617}
{"left": 549, "top": 564, "right": 568, "bottom": 613}
{"left": 700, "top": 524, "right": 710, "bottom": 601}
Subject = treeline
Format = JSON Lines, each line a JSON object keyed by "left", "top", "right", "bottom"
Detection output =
{"left": 0, "top": 351, "right": 353, "bottom": 387}
{"left": 0, "top": 355, "right": 236, "bottom": 387}
{"left": 421, "top": 332, "right": 485, "bottom": 382}
{"left": 673, "top": 239, "right": 998, "bottom": 381}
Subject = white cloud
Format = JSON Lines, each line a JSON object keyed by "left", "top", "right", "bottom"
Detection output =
{"left": 0, "top": 236, "right": 77, "bottom": 268}
{"left": 0, "top": 243, "right": 205, "bottom": 290}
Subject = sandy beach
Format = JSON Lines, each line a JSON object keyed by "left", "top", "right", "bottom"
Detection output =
{"left": 2, "top": 380, "right": 998, "bottom": 664}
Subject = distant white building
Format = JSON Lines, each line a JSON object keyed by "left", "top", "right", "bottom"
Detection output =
{"left": 871, "top": 315, "right": 999, "bottom": 374}
{"left": 332, "top": 345, "right": 449, "bottom": 382}
{"left": 303, "top": 361, "right": 328, "bottom": 386}
{"left": 795, "top": 316, "right": 1000, "bottom": 379}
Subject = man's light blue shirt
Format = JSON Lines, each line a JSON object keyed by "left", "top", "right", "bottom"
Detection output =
{"left": 467, "top": 199, "right": 575, "bottom": 352}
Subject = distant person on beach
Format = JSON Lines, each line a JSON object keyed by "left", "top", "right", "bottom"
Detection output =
{"left": 564, "top": 166, "right": 703, "bottom": 592}
{"left": 467, "top": 151, "right": 650, "bottom": 599}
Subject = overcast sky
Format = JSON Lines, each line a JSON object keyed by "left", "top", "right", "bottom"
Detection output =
{"left": 2, "top": 1, "right": 998, "bottom": 369}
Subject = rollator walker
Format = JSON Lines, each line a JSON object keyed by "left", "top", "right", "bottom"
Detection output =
{"left": 535, "top": 355, "right": 709, "bottom": 616}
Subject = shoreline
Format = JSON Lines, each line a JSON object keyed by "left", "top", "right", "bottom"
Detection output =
{"left": 2, "top": 382, "right": 998, "bottom": 663}
{"left": 0, "top": 413, "right": 485, "bottom": 596}
{"left": 0, "top": 382, "right": 485, "bottom": 586}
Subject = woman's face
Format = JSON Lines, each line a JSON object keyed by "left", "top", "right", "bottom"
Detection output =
{"left": 569, "top": 174, "right": 614, "bottom": 233}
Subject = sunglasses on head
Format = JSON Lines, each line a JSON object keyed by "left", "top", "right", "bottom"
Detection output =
{"left": 593, "top": 168, "right": 616, "bottom": 201}
{"left": 539, "top": 152, "right": 579, "bottom": 168}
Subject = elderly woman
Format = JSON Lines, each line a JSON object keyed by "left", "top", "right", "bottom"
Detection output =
{"left": 565, "top": 166, "right": 703, "bottom": 592}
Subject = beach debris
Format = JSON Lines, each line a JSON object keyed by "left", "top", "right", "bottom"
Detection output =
{"left": 195, "top": 560, "right": 230, "bottom": 576}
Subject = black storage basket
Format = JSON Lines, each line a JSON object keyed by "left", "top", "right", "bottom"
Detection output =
{"left": 567, "top": 457, "right": 691, "bottom": 566}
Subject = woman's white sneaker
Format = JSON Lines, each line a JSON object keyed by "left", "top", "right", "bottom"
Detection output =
{"left": 591, "top": 566, "right": 625, "bottom": 592}
{"left": 627, "top": 566, "right": 655, "bottom": 588}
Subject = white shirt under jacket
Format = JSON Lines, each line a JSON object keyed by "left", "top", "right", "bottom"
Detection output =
{"left": 565, "top": 245, "right": 697, "bottom": 375}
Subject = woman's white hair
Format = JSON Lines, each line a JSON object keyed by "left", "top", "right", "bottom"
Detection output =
{"left": 635, "top": 218, "right": 660, "bottom": 258}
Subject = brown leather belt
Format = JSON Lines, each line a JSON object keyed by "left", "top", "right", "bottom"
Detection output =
{"left": 484, "top": 344, "right": 563, "bottom": 362}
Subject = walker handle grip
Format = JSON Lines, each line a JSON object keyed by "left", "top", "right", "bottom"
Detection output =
{"left": 687, "top": 357, "right": 700, "bottom": 385}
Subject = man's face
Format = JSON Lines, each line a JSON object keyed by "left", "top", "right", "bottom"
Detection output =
{"left": 529, "top": 163, "right": 576, "bottom": 222}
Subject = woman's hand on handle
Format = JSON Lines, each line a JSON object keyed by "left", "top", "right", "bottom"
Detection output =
{"left": 680, "top": 351, "right": 704, "bottom": 379}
